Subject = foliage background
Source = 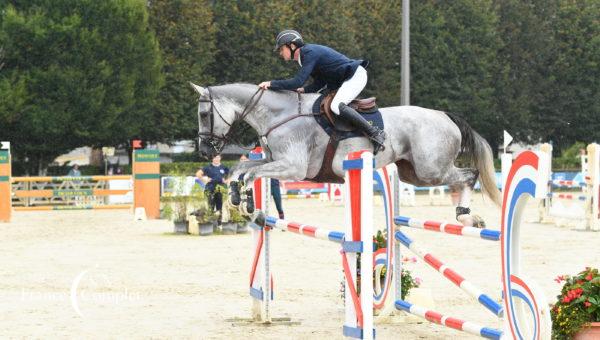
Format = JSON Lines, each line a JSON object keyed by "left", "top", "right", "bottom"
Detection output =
{"left": 1, "top": 0, "right": 598, "bottom": 174}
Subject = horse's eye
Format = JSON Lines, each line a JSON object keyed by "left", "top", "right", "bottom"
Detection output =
{"left": 198, "top": 101, "right": 211, "bottom": 117}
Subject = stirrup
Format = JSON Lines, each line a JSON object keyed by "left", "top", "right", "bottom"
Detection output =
{"left": 373, "top": 142, "right": 385, "bottom": 155}
{"left": 370, "top": 130, "right": 386, "bottom": 155}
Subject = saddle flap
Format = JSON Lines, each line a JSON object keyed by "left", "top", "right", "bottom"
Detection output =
{"left": 319, "top": 93, "right": 336, "bottom": 126}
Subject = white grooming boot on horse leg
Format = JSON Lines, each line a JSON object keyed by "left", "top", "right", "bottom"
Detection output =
{"left": 455, "top": 187, "right": 485, "bottom": 228}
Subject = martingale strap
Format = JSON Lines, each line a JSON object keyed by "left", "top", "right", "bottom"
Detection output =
{"left": 308, "top": 135, "right": 344, "bottom": 183}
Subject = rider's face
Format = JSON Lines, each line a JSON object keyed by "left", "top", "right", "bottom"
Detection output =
{"left": 279, "top": 45, "right": 292, "bottom": 61}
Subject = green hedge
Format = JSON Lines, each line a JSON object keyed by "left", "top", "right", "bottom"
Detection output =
{"left": 160, "top": 160, "right": 239, "bottom": 176}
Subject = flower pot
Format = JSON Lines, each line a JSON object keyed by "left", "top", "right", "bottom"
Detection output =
{"left": 174, "top": 221, "right": 188, "bottom": 234}
{"left": 199, "top": 222, "right": 214, "bottom": 236}
{"left": 236, "top": 222, "right": 249, "bottom": 233}
{"left": 221, "top": 222, "right": 237, "bottom": 235}
{"left": 574, "top": 322, "right": 600, "bottom": 340}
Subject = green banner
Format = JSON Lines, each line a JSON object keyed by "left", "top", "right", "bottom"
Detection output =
{"left": 134, "top": 174, "right": 160, "bottom": 180}
{"left": 53, "top": 189, "right": 94, "bottom": 197}
{"left": 134, "top": 149, "right": 160, "bottom": 162}
{"left": 0, "top": 151, "right": 9, "bottom": 164}
{"left": 0, "top": 176, "right": 9, "bottom": 182}
{"left": 52, "top": 176, "right": 94, "bottom": 182}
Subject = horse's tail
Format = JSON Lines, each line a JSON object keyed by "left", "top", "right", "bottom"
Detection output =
{"left": 446, "top": 112, "right": 502, "bottom": 207}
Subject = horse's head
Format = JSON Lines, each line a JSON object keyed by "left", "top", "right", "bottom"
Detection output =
{"left": 190, "top": 82, "right": 236, "bottom": 160}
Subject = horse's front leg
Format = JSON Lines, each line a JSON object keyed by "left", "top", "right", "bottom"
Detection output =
{"left": 229, "top": 159, "right": 269, "bottom": 182}
{"left": 227, "top": 159, "right": 268, "bottom": 207}
{"left": 237, "top": 159, "right": 308, "bottom": 217}
{"left": 244, "top": 158, "right": 308, "bottom": 183}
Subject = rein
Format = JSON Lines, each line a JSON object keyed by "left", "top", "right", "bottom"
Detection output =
{"left": 261, "top": 92, "right": 319, "bottom": 139}
{"left": 198, "top": 87, "right": 265, "bottom": 150}
{"left": 198, "top": 88, "right": 318, "bottom": 152}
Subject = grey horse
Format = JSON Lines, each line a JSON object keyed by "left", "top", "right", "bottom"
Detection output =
{"left": 190, "top": 82, "right": 500, "bottom": 226}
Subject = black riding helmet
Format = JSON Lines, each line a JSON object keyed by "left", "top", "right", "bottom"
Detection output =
{"left": 273, "top": 29, "right": 304, "bottom": 53}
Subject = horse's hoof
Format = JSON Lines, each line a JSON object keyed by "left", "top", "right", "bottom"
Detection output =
{"left": 242, "top": 202, "right": 255, "bottom": 216}
{"left": 251, "top": 210, "right": 266, "bottom": 226}
{"left": 229, "top": 182, "right": 241, "bottom": 206}
{"left": 472, "top": 215, "right": 486, "bottom": 228}
{"left": 245, "top": 191, "right": 255, "bottom": 214}
{"left": 456, "top": 214, "right": 474, "bottom": 227}
{"left": 229, "top": 195, "right": 240, "bottom": 206}
{"left": 243, "top": 172, "right": 255, "bottom": 184}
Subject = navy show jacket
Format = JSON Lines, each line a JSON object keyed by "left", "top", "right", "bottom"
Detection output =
{"left": 270, "top": 44, "right": 365, "bottom": 93}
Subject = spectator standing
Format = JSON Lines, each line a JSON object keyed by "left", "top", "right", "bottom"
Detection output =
{"left": 270, "top": 178, "right": 284, "bottom": 220}
{"left": 196, "top": 154, "right": 229, "bottom": 220}
{"left": 68, "top": 164, "right": 81, "bottom": 177}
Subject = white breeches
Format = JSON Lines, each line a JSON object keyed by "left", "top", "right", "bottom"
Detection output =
{"left": 330, "top": 66, "right": 368, "bottom": 115}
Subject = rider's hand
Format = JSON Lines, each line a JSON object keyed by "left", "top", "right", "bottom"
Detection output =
{"left": 258, "top": 81, "right": 271, "bottom": 90}
{"left": 296, "top": 87, "right": 305, "bottom": 93}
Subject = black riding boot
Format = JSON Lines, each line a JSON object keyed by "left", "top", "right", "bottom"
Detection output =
{"left": 338, "top": 103, "right": 386, "bottom": 154}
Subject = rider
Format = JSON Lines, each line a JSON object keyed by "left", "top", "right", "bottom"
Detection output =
{"left": 258, "top": 29, "right": 386, "bottom": 154}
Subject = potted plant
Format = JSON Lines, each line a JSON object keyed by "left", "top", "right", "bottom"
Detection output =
{"left": 216, "top": 185, "right": 249, "bottom": 235}
{"left": 230, "top": 206, "right": 249, "bottom": 234}
{"left": 189, "top": 204, "right": 218, "bottom": 236}
{"left": 551, "top": 267, "right": 600, "bottom": 339}
{"left": 161, "top": 175, "right": 212, "bottom": 235}
{"left": 373, "top": 230, "right": 420, "bottom": 300}
{"left": 161, "top": 195, "right": 190, "bottom": 234}
{"left": 344, "top": 231, "right": 421, "bottom": 307}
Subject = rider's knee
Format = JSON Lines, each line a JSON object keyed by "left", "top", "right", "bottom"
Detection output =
{"left": 330, "top": 98, "right": 343, "bottom": 115}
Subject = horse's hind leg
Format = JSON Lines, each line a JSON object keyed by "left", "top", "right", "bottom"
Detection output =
{"left": 443, "top": 167, "right": 483, "bottom": 227}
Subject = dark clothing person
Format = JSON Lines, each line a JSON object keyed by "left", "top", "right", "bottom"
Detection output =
{"left": 270, "top": 178, "right": 284, "bottom": 220}
{"left": 269, "top": 44, "right": 366, "bottom": 93}
{"left": 261, "top": 30, "right": 385, "bottom": 154}
{"left": 202, "top": 164, "right": 228, "bottom": 191}
{"left": 202, "top": 163, "right": 229, "bottom": 213}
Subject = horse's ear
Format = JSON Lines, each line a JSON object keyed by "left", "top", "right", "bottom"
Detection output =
{"left": 189, "top": 82, "right": 207, "bottom": 96}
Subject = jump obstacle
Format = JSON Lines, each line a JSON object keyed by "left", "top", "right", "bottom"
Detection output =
{"left": 0, "top": 144, "right": 161, "bottom": 222}
{"left": 248, "top": 148, "right": 553, "bottom": 339}
{"left": 282, "top": 178, "right": 452, "bottom": 208}
{"left": 536, "top": 143, "right": 600, "bottom": 231}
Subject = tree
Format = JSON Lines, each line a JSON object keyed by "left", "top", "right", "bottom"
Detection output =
{"left": 211, "top": 1, "right": 295, "bottom": 84}
{"left": 147, "top": 0, "right": 217, "bottom": 143}
{"left": 0, "top": 0, "right": 162, "bottom": 173}
{"left": 489, "top": 0, "right": 553, "bottom": 151}
{"left": 540, "top": 0, "right": 600, "bottom": 152}
{"left": 410, "top": 0, "right": 500, "bottom": 145}
{"left": 209, "top": 1, "right": 297, "bottom": 147}
{"left": 291, "top": 0, "right": 360, "bottom": 59}
{"left": 351, "top": 1, "right": 403, "bottom": 106}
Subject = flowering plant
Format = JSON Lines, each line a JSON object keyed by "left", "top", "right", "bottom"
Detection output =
{"left": 373, "top": 230, "right": 421, "bottom": 300}
{"left": 343, "top": 231, "right": 421, "bottom": 302}
{"left": 399, "top": 256, "right": 421, "bottom": 300}
{"left": 551, "top": 267, "right": 600, "bottom": 339}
